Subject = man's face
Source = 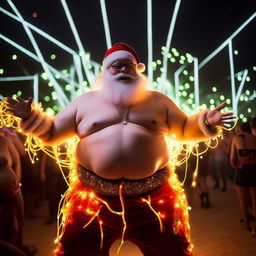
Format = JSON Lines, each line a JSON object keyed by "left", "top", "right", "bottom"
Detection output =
{"left": 100, "top": 53, "right": 147, "bottom": 103}
{"left": 107, "top": 58, "right": 138, "bottom": 83}
{"left": 109, "top": 60, "right": 137, "bottom": 74}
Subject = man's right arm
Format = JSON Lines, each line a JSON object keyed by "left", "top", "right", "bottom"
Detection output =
{"left": 6, "top": 96, "right": 79, "bottom": 145}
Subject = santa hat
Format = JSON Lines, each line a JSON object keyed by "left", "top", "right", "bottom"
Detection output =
{"left": 103, "top": 43, "right": 145, "bottom": 73}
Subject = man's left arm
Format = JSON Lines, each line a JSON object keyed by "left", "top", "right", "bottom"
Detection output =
{"left": 166, "top": 98, "right": 235, "bottom": 142}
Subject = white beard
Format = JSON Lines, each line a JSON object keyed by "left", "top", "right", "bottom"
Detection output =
{"left": 99, "top": 72, "right": 148, "bottom": 106}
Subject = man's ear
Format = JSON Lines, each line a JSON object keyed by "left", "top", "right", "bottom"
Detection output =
{"left": 137, "top": 63, "right": 146, "bottom": 73}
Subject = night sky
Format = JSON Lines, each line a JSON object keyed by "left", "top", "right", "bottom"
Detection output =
{"left": 0, "top": 0, "right": 255, "bottom": 103}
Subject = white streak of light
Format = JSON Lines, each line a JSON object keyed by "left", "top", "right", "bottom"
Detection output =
{"left": 147, "top": 0, "right": 153, "bottom": 88}
{"left": 193, "top": 58, "right": 199, "bottom": 109}
{"left": 100, "top": 0, "right": 112, "bottom": 49}
{"left": 162, "top": 0, "right": 182, "bottom": 83}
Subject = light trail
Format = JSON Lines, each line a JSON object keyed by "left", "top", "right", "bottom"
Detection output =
{"left": 7, "top": 0, "right": 69, "bottom": 107}
{"left": 147, "top": 0, "right": 153, "bottom": 87}
{"left": 161, "top": 0, "right": 182, "bottom": 90}
{"left": 100, "top": 0, "right": 112, "bottom": 49}
{"left": 198, "top": 12, "right": 256, "bottom": 70}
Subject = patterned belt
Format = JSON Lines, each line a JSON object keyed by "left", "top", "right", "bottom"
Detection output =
{"left": 77, "top": 166, "right": 169, "bottom": 198}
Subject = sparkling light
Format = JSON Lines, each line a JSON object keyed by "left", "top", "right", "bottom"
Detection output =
{"left": 12, "top": 54, "right": 17, "bottom": 60}
{"left": 0, "top": 1, "right": 254, "bottom": 254}
{"left": 50, "top": 54, "right": 56, "bottom": 60}
{"left": 0, "top": 99, "right": 237, "bottom": 255}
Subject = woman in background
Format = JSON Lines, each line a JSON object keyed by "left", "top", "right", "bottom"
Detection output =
{"left": 230, "top": 121, "right": 256, "bottom": 235}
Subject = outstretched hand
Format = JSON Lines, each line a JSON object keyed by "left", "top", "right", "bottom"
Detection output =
{"left": 206, "top": 102, "right": 236, "bottom": 126}
{"left": 5, "top": 97, "right": 33, "bottom": 119}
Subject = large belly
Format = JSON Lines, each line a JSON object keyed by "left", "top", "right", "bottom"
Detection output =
{"left": 76, "top": 123, "right": 169, "bottom": 179}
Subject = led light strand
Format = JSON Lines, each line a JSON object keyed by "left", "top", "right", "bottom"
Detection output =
{"left": 141, "top": 196, "right": 164, "bottom": 232}
{"left": 0, "top": 100, "right": 238, "bottom": 256}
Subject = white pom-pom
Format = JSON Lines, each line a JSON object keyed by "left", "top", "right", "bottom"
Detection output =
{"left": 137, "top": 63, "right": 146, "bottom": 73}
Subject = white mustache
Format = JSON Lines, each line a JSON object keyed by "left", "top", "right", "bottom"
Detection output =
{"left": 115, "top": 73, "right": 135, "bottom": 80}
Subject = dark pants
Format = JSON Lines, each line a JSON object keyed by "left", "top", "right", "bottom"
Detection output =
{"left": 45, "top": 167, "right": 68, "bottom": 219}
{"left": 54, "top": 183, "right": 192, "bottom": 256}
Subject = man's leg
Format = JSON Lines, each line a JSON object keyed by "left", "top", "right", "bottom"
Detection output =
{"left": 125, "top": 184, "right": 193, "bottom": 256}
{"left": 58, "top": 212, "right": 115, "bottom": 256}
{"left": 55, "top": 194, "right": 124, "bottom": 256}
{"left": 128, "top": 218, "right": 191, "bottom": 256}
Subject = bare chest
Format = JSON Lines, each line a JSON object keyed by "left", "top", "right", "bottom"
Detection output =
{"left": 76, "top": 101, "right": 169, "bottom": 137}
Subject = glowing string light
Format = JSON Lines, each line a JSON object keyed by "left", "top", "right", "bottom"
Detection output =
{"left": 7, "top": 0, "right": 69, "bottom": 108}
{"left": 161, "top": 0, "right": 182, "bottom": 91}
{"left": 0, "top": 1, "right": 251, "bottom": 254}
{"left": 142, "top": 196, "right": 164, "bottom": 232}
{"left": 0, "top": 75, "right": 39, "bottom": 103}
{"left": 60, "top": 0, "right": 94, "bottom": 86}
{"left": 193, "top": 57, "right": 199, "bottom": 109}
{"left": 198, "top": 12, "right": 256, "bottom": 70}
{"left": 234, "top": 69, "right": 248, "bottom": 114}
{"left": 1, "top": 3, "right": 255, "bottom": 117}
{"left": 0, "top": 99, "right": 238, "bottom": 255}
{"left": 174, "top": 64, "right": 186, "bottom": 105}
{"left": 100, "top": 0, "right": 112, "bottom": 49}
{"left": 147, "top": 0, "right": 153, "bottom": 87}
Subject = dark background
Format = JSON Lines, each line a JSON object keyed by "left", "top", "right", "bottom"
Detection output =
{"left": 0, "top": 0, "right": 255, "bottom": 111}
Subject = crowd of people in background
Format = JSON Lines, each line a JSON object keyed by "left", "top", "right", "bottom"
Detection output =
{"left": 0, "top": 116, "right": 255, "bottom": 255}
{"left": 179, "top": 116, "right": 256, "bottom": 237}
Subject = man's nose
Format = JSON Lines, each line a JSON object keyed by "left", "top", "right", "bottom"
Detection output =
{"left": 120, "top": 66, "right": 129, "bottom": 72}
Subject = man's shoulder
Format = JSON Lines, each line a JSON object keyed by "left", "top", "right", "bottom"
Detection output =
{"left": 72, "top": 90, "right": 99, "bottom": 104}
{"left": 149, "top": 90, "right": 166, "bottom": 98}
{"left": 148, "top": 90, "right": 174, "bottom": 103}
{"left": 79, "top": 90, "right": 99, "bottom": 98}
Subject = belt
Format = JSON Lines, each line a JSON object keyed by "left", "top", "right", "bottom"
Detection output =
{"left": 77, "top": 166, "right": 169, "bottom": 198}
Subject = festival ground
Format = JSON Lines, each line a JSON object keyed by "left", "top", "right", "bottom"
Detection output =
{"left": 23, "top": 181, "right": 256, "bottom": 256}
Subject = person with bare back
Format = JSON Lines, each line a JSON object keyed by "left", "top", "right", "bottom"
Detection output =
{"left": 6, "top": 43, "right": 235, "bottom": 256}
{"left": 230, "top": 121, "right": 256, "bottom": 236}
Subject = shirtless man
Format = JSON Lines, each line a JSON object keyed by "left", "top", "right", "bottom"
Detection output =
{"left": 0, "top": 138, "right": 24, "bottom": 252}
{"left": 0, "top": 128, "right": 26, "bottom": 158}
{"left": 6, "top": 43, "right": 235, "bottom": 256}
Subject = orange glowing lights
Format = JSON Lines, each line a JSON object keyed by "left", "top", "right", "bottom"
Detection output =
{"left": 0, "top": 99, "right": 236, "bottom": 255}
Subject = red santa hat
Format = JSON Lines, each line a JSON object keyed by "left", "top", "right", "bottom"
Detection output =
{"left": 103, "top": 43, "right": 145, "bottom": 72}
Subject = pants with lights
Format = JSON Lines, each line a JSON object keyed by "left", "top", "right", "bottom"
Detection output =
{"left": 54, "top": 182, "right": 193, "bottom": 256}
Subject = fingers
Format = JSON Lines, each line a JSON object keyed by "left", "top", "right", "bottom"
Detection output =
{"left": 16, "top": 96, "right": 26, "bottom": 103}
{"left": 16, "top": 97, "right": 33, "bottom": 106}
{"left": 221, "top": 121, "right": 235, "bottom": 124}
{"left": 5, "top": 96, "right": 33, "bottom": 107}
{"left": 215, "top": 101, "right": 227, "bottom": 111}
{"left": 5, "top": 97, "right": 17, "bottom": 105}
{"left": 27, "top": 97, "right": 33, "bottom": 106}
{"left": 221, "top": 115, "right": 236, "bottom": 121}
{"left": 221, "top": 111, "right": 233, "bottom": 116}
